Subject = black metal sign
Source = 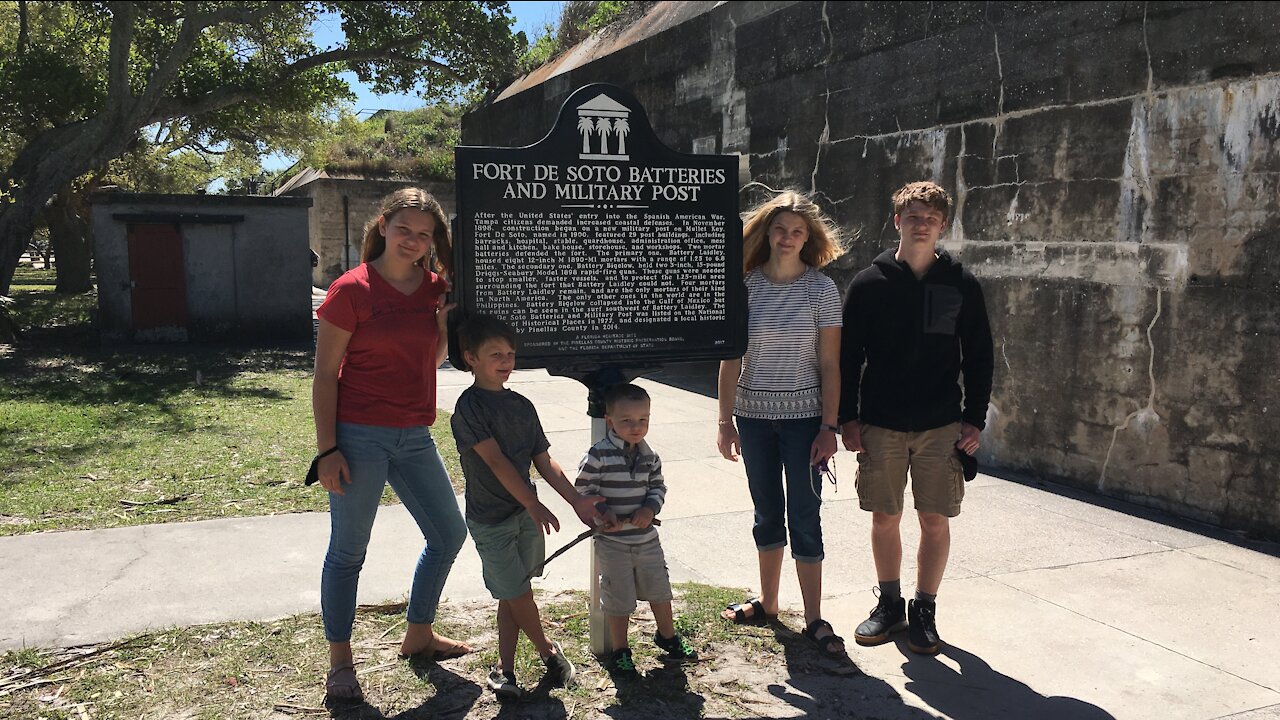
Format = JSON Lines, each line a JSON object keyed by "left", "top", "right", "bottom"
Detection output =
{"left": 451, "top": 83, "right": 745, "bottom": 370}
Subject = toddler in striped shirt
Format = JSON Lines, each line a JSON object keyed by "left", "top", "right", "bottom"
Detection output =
{"left": 575, "top": 383, "right": 700, "bottom": 676}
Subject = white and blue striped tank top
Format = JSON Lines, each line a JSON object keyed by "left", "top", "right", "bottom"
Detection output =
{"left": 734, "top": 267, "right": 843, "bottom": 420}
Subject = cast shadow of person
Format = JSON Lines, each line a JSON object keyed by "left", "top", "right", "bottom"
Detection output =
{"left": 601, "top": 660, "right": 706, "bottom": 719}
{"left": 766, "top": 622, "right": 940, "bottom": 719}
{"left": 324, "top": 660, "right": 485, "bottom": 720}
{"left": 487, "top": 671, "right": 573, "bottom": 720}
{"left": 899, "top": 642, "right": 1116, "bottom": 720}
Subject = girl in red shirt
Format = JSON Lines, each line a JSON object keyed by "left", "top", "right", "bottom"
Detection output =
{"left": 313, "top": 188, "right": 469, "bottom": 703}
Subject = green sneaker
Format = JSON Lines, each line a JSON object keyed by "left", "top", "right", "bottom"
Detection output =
{"left": 654, "top": 631, "right": 699, "bottom": 662}
{"left": 606, "top": 647, "right": 638, "bottom": 676}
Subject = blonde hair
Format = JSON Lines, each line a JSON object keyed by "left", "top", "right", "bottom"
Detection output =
{"left": 741, "top": 190, "right": 842, "bottom": 274}
{"left": 360, "top": 188, "right": 453, "bottom": 276}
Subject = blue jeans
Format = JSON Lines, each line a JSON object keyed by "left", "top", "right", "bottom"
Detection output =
{"left": 321, "top": 422, "right": 467, "bottom": 642}
{"left": 736, "top": 415, "right": 824, "bottom": 563}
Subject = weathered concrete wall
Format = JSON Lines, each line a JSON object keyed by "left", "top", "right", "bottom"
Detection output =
{"left": 464, "top": 1, "right": 1280, "bottom": 538}
{"left": 283, "top": 178, "right": 455, "bottom": 287}
{"left": 91, "top": 193, "right": 313, "bottom": 342}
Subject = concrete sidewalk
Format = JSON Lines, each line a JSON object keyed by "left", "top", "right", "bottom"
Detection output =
{"left": 4, "top": 367, "right": 1279, "bottom": 719}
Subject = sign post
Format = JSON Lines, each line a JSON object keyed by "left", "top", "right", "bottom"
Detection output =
{"left": 453, "top": 83, "right": 746, "bottom": 656}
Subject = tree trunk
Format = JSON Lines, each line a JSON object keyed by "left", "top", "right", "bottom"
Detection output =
{"left": 0, "top": 116, "right": 136, "bottom": 296}
{"left": 0, "top": 204, "right": 41, "bottom": 297}
{"left": 46, "top": 188, "right": 94, "bottom": 294}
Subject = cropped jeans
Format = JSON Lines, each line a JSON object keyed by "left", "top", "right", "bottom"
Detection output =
{"left": 736, "top": 415, "right": 825, "bottom": 563}
{"left": 321, "top": 422, "right": 467, "bottom": 642}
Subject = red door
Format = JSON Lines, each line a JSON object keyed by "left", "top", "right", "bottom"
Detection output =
{"left": 127, "top": 224, "right": 188, "bottom": 332}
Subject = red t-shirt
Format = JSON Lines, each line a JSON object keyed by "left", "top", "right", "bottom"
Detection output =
{"left": 316, "top": 263, "right": 448, "bottom": 428}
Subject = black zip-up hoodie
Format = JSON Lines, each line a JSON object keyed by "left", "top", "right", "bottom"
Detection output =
{"left": 839, "top": 249, "right": 994, "bottom": 432}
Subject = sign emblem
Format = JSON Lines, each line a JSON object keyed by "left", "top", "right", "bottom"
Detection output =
{"left": 577, "top": 94, "right": 631, "bottom": 161}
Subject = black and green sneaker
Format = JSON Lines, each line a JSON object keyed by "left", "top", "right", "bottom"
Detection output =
{"left": 654, "top": 631, "right": 699, "bottom": 662}
{"left": 606, "top": 647, "right": 638, "bottom": 677}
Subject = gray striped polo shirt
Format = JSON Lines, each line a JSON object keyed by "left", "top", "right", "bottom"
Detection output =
{"left": 574, "top": 429, "right": 666, "bottom": 545}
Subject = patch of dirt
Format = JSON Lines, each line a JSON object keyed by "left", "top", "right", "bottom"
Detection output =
{"left": 325, "top": 596, "right": 875, "bottom": 720}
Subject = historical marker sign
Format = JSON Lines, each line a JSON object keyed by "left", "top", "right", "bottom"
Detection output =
{"left": 452, "top": 83, "right": 745, "bottom": 370}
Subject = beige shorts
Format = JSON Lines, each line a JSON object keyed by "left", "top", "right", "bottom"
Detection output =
{"left": 855, "top": 422, "right": 965, "bottom": 517}
{"left": 595, "top": 537, "right": 673, "bottom": 616}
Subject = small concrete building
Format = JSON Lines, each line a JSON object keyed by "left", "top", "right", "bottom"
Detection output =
{"left": 273, "top": 169, "right": 455, "bottom": 288}
{"left": 90, "top": 193, "right": 313, "bottom": 343}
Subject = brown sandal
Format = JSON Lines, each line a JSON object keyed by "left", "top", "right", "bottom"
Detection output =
{"left": 400, "top": 638, "right": 474, "bottom": 663}
{"left": 324, "top": 663, "right": 363, "bottom": 703}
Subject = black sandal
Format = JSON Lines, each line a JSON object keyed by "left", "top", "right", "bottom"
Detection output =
{"left": 802, "top": 618, "right": 849, "bottom": 660}
{"left": 324, "top": 663, "right": 364, "bottom": 704}
{"left": 723, "top": 598, "right": 774, "bottom": 627}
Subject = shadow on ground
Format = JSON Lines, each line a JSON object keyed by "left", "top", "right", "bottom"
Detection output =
{"left": 327, "top": 662, "right": 487, "bottom": 719}
{"left": 899, "top": 642, "right": 1116, "bottom": 720}
{"left": 771, "top": 621, "right": 936, "bottom": 719}
{"left": 605, "top": 661, "right": 705, "bottom": 719}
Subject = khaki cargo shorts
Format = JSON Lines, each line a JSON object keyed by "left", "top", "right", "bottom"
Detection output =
{"left": 595, "top": 536, "right": 673, "bottom": 616}
{"left": 855, "top": 422, "right": 965, "bottom": 517}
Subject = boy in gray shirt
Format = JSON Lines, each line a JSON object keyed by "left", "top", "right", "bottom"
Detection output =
{"left": 452, "top": 314, "right": 606, "bottom": 700}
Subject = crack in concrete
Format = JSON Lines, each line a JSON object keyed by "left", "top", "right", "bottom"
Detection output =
{"left": 1099, "top": 287, "right": 1163, "bottom": 491}
{"left": 1142, "top": 1, "right": 1154, "bottom": 98}
{"left": 968, "top": 175, "right": 1119, "bottom": 191}
{"left": 952, "top": 124, "right": 968, "bottom": 242}
{"left": 720, "top": 10, "right": 746, "bottom": 157}
{"left": 821, "top": 67, "right": 1280, "bottom": 148}
{"left": 1119, "top": 36, "right": 1156, "bottom": 246}
{"left": 986, "top": 548, "right": 1172, "bottom": 576}
{"left": 62, "top": 541, "right": 151, "bottom": 625}
{"left": 810, "top": 0, "right": 833, "bottom": 197}
{"left": 992, "top": 28, "right": 1005, "bottom": 158}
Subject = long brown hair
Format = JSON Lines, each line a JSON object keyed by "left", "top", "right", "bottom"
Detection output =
{"left": 741, "top": 190, "right": 842, "bottom": 274}
{"left": 360, "top": 188, "right": 453, "bottom": 277}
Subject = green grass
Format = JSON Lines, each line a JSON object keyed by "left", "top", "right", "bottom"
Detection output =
{"left": 0, "top": 584, "right": 815, "bottom": 720}
{"left": 0, "top": 282, "right": 464, "bottom": 535}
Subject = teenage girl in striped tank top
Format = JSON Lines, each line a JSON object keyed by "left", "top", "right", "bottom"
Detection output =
{"left": 716, "top": 190, "right": 849, "bottom": 659}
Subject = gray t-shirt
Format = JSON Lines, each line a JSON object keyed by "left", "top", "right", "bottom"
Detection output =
{"left": 452, "top": 386, "right": 551, "bottom": 524}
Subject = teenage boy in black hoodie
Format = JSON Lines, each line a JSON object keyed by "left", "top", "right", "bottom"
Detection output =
{"left": 839, "top": 181, "right": 993, "bottom": 655}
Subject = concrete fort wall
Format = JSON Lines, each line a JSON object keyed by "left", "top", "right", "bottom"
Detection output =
{"left": 462, "top": 1, "right": 1280, "bottom": 539}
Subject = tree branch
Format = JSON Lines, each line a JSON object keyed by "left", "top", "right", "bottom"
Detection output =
{"left": 16, "top": 0, "right": 28, "bottom": 55}
{"left": 149, "top": 39, "right": 464, "bottom": 123}
{"left": 134, "top": 2, "right": 207, "bottom": 114}
{"left": 105, "top": 2, "right": 137, "bottom": 110}
{"left": 190, "top": 140, "right": 227, "bottom": 156}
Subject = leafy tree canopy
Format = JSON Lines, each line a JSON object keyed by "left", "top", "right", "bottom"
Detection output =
{"left": 0, "top": 1, "right": 520, "bottom": 294}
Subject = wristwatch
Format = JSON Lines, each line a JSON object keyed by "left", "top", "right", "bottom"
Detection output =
{"left": 820, "top": 423, "right": 841, "bottom": 434}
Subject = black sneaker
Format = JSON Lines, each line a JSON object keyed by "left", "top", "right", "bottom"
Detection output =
{"left": 653, "top": 631, "right": 699, "bottom": 662}
{"left": 907, "top": 599, "right": 942, "bottom": 655}
{"left": 542, "top": 640, "right": 576, "bottom": 687}
{"left": 605, "top": 647, "right": 638, "bottom": 677}
{"left": 854, "top": 592, "right": 908, "bottom": 646}
{"left": 486, "top": 666, "right": 522, "bottom": 701}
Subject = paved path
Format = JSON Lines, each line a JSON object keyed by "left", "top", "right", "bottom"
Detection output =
{"left": 4, "top": 367, "right": 1280, "bottom": 719}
